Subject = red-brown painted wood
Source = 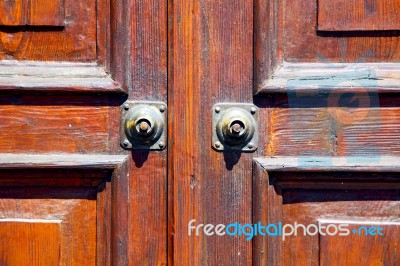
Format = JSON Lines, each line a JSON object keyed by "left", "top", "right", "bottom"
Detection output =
{"left": 28, "top": 0, "right": 65, "bottom": 26}
{"left": 169, "top": 0, "right": 254, "bottom": 264}
{"left": 0, "top": 0, "right": 96, "bottom": 61}
{"left": 0, "top": 0, "right": 27, "bottom": 26}
{"left": 318, "top": 0, "right": 400, "bottom": 31}
{"left": 0, "top": 221, "right": 61, "bottom": 265}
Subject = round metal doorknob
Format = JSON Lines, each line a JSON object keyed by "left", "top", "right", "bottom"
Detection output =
{"left": 124, "top": 104, "right": 164, "bottom": 145}
{"left": 215, "top": 107, "right": 256, "bottom": 148}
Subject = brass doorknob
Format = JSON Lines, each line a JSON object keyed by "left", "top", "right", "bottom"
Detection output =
{"left": 213, "top": 103, "right": 258, "bottom": 151}
{"left": 121, "top": 102, "right": 167, "bottom": 150}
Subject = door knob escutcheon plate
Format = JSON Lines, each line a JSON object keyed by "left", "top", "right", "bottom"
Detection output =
{"left": 212, "top": 103, "right": 259, "bottom": 152}
{"left": 120, "top": 101, "right": 167, "bottom": 150}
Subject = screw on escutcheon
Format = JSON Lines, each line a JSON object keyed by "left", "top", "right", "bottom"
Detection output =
{"left": 123, "top": 140, "right": 130, "bottom": 147}
{"left": 248, "top": 142, "right": 255, "bottom": 149}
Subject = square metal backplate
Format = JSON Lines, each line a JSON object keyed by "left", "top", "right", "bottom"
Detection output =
{"left": 212, "top": 103, "right": 259, "bottom": 152}
{"left": 120, "top": 101, "right": 167, "bottom": 150}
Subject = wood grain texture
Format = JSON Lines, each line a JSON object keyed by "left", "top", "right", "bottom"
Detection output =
{"left": 0, "top": 101, "right": 109, "bottom": 153}
{"left": 28, "top": 0, "right": 65, "bottom": 26}
{"left": 128, "top": 152, "right": 167, "bottom": 265}
{"left": 0, "top": 61, "right": 121, "bottom": 93}
{"left": 253, "top": 162, "right": 400, "bottom": 265}
{"left": 256, "top": 95, "right": 400, "bottom": 158}
{"left": 111, "top": 156, "right": 130, "bottom": 266}
{"left": 0, "top": 0, "right": 27, "bottom": 26}
{"left": 284, "top": 0, "right": 400, "bottom": 63}
{"left": 97, "top": 180, "right": 111, "bottom": 266}
{"left": 111, "top": 0, "right": 167, "bottom": 100}
{"left": 253, "top": 1, "right": 400, "bottom": 264}
{"left": 110, "top": 0, "right": 168, "bottom": 263}
{"left": 254, "top": 0, "right": 283, "bottom": 93}
{"left": 0, "top": 187, "right": 97, "bottom": 265}
{"left": 253, "top": 162, "right": 283, "bottom": 266}
{"left": 0, "top": 220, "right": 61, "bottom": 265}
{"left": 0, "top": 154, "right": 127, "bottom": 169}
{"left": 257, "top": 62, "right": 400, "bottom": 94}
{"left": 255, "top": 156, "right": 400, "bottom": 172}
{"left": 169, "top": 0, "right": 253, "bottom": 264}
{"left": 281, "top": 189, "right": 400, "bottom": 266}
{"left": 318, "top": 0, "right": 400, "bottom": 31}
{"left": 320, "top": 223, "right": 400, "bottom": 266}
{"left": 0, "top": 0, "right": 96, "bottom": 61}
{"left": 255, "top": 0, "right": 400, "bottom": 91}
{"left": 97, "top": 0, "right": 111, "bottom": 71}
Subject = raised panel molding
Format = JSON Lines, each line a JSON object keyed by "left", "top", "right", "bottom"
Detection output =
{"left": 252, "top": 158, "right": 400, "bottom": 265}
{"left": 254, "top": 156, "right": 400, "bottom": 172}
{"left": 0, "top": 0, "right": 27, "bottom": 26}
{"left": 0, "top": 0, "right": 65, "bottom": 26}
{"left": 254, "top": 0, "right": 400, "bottom": 95}
{"left": 318, "top": 0, "right": 400, "bottom": 31}
{"left": 28, "top": 0, "right": 65, "bottom": 26}
{"left": 0, "top": 153, "right": 130, "bottom": 265}
{"left": 0, "top": 220, "right": 61, "bottom": 265}
{"left": 0, "top": 61, "right": 121, "bottom": 93}
{"left": 256, "top": 62, "right": 400, "bottom": 94}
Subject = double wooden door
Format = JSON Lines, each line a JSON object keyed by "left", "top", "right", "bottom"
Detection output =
{"left": 0, "top": 0, "right": 399, "bottom": 265}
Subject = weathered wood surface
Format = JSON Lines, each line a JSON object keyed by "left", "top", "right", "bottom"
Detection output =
{"left": 254, "top": 0, "right": 400, "bottom": 92}
{"left": 0, "top": 0, "right": 27, "bottom": 26}
{"left": 255, "top": 100, "right": 400, "bottom": 158}
{"left": 0, "top": 187, "right": 98, "bottom": 265}
{"left": 28, "top": 0, "right": 65, "bottom": 26}
{"left": 257, "top": 62, "right": 400, "bottom": 94}
{"left": 111, "top": 0, "right": 168, "bottom": 263}
{"left": 0, "top": 220, "right": 61, "bottom": 265}
{"left": 0, "top": 0, "right": 96, "bottom": 61}
{"left": 0, "top": 154, "right": 127, "bottom": 169}
{"left": 318, "top": 0, "right": 400, "bottom": 31}
{"left": 169, "top": 0, "right": 254, "bottom": 264}
{"left": 255, "top": 156, "right": 400, "bottom": 172}
{"left": 0, "top": 61, "right": 120, "bottom": 93}
{"left": 0, "top": 99, "right": 110, "bottom": 153}
{"left": 0, "top": 0, "right": 164, "bottom": 264}
{"left": 253, "top": 161, "right": 400, "bottom": 265}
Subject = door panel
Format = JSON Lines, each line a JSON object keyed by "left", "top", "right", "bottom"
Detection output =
{"left": 0, "top": 95, "right": 110, "bottom": 153}
{"left": 318, "top": 0, "right": 400, "bottom": 31}
{"left": 168, "top": 0, "right": 254, "bottom": 264}
{"left": 251, "top": 0, "right": 400, "bottom": 265}
{"left": 253, "top": 159, "right": 400, "bottom": 265}
{"left": 0, "top": 0, "right": 167, "bottom": 264}
{"left": 1, "top": 0, "right": 399, "bottom": 264}
{"left": 0, "top": 187, "right": 97, "bottom": 265}
{"left": 320, "top": 223, "right": 399, "bottom": 265}
{"left": 0, "top": 0, "right": 96, "bottom": 61}
{"left": 112, "top": 0, "right": 168, "bottom": 263}
{"left": 0, "top": 154, "right": 128, "bottom": 265}
{"left": 0, "top": 220, "right": 61, "bottom": 265}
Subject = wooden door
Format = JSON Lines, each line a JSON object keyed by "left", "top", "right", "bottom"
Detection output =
{"left": 0, "top": 0, "right": 167, "bottom": 265}
{"left": 2, "top": 0, "right": 400, "bottom": 265}
{"left": 170, "top": 0, "right": 400, "bottom": 265}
